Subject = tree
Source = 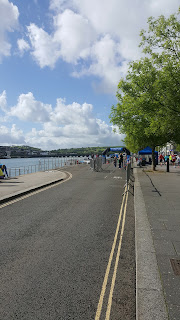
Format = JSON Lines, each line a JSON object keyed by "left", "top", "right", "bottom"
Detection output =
{"left": 110, "top": 8, "right": 180, "bottom": 170}
{"left": 139, "top": 8, "right": 180, "bottom": 141}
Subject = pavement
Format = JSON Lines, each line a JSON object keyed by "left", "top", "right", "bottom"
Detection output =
{"left": 0, "top": 163, "right": 180, "bottom": 319}
{"left": 134, "top": 163, "right": 180, "bottom": 320}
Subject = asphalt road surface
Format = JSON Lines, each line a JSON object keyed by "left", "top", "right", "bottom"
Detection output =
{"left": 0, "top": 164, "right": 135, "bottom": 320}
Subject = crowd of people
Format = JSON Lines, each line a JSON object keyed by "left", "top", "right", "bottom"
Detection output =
{"left": 113, "top": 153, "right": 125, "bottom": 168}
{"left": 158, "top": 153, "right": 180, "bottom": 167}
{"left": 136, "top": 153, "right": 180, "bottom": 168}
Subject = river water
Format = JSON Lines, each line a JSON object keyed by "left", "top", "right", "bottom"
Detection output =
{"left": 0, "top": 156, "right": 86, "bottom": 177}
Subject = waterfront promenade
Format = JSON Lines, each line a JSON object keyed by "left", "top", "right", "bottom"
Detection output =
{"left": 0, "top": 162, "right": 180, "bottom": 319}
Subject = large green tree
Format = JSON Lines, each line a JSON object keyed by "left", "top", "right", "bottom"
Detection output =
{"left": 139, "top": 9, "right": 180, "bottom": 138}
{"left": 110, "top": 8, "right": 180, "bottom": 170}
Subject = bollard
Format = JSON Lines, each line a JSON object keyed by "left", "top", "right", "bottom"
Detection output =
{"left": 167, "top": 158, "right": 169, "bottom": 172}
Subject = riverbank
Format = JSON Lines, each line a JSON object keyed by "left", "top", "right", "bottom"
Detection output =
{"left": 0, "top": 156, "right": 89, "bottom": 177}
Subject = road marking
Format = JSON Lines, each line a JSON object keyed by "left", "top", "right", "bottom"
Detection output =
{"left": 95, "top": 185, "right": 127, "bottom": 320}
{"left": 104, "top": 176, "right": 108, "bottom": 179}
{"left": 113, "top": 176, "right": 122, "bottom": 179}
{"left": 0, "top": 171, "right": 72, "bottom": 209}
{"left": 105, "top": 185, "right": 129, "bottom": 320}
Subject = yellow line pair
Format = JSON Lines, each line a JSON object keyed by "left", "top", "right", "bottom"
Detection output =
{"left": 95, "top": 184, "right": 129, "bottom": 320}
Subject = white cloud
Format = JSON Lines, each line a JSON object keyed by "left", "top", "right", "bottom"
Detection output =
{"left": 0, "top": 124, "right": 25, "bottom": 144}
{"left": 0, "top": 0, "right": 19, "bottom": 62}
{"left": 9, "top": 92, "right": 52, "bottom": 122}
{"left": 73, "top": 35, "right": 125, "bottom": 93}
{"left": 3, "top": 91, "right": 124, "bottom": 149}
{"left": 25, "top": 121, "right": 124, "bottom": 150}
{"left": 52, "top": 98, "right": 93, "bottom": 125}
{"left": 27, "top": 23, "right": 61, "bottom": 68}
{"left": 0, "top": 90, "right": 7, "bottom": 112}
{"left": 53, "top": 9, "right": 96, "bottom": 63}
{"left": 49, "top": 0, "right": 73, "bottom": 12}
{"left": 27, "top": 0, "right": 179, "bottom": 93}
{"left": 17, "top": 38, "right": 30, "bottom": 55}
{"left": 26, "top": 9, "right": 96, "bottom": 66}
{"left": 24, "top": 95, "right": 125, "bottom": 149}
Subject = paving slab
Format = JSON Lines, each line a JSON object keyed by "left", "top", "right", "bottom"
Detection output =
{"left": 134, "top": 163, "right": 180, "bottom": 320}
{"left": 134, "top": 167, "right": 168, "bottom": 320}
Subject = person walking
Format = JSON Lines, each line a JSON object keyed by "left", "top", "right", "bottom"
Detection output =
{"left": 118, "top": 153, "right": 123, "bottom": 168}
{"left": 159, "top": 154, "right": 164, "bottom": 166}
{"left": 177, "top": 155, "right": 180, "bottom": 167}
{"left": 164, "top": 154, "right": 169, "bottom": 163}
{"left": 171, "top": 153, "right": 176, "bottom": 167}
{"left": 113, "top": 155, "right": 117, "bottom": 168}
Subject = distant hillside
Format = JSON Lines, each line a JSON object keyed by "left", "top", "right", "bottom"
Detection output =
{"left": 52, "top": 146, "right": 124, "bottom": 156}
{"left": 8, "top": 145, "right": 124, "bottom": 157}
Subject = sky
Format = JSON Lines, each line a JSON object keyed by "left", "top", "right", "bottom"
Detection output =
{"left": 0, "top": 0, "right": 179, "bottom": 150}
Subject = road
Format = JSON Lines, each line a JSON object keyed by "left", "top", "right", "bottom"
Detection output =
{"left": 0, "top": 164, "right": 135, "bottom": 320}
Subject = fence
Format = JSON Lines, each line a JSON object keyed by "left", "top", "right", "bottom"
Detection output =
{"left": 126, "top": 162, "right": 131, "bottom": 185}
{"left": 90, "top": 158, "right": 103, "bottom": 172}
{"left": 90, "top": 157, "right": 113, "bottom": 172}
{"left": 8, "top": 157, "right": 78, "bottom": 178}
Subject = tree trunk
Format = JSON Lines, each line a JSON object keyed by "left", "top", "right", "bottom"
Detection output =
{"left": 152, "top": 147, "right": 156, "bottom": 171}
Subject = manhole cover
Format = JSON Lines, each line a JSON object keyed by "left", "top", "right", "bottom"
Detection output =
{"left": 170, "top": 259, "right": 180, "bottom": 275}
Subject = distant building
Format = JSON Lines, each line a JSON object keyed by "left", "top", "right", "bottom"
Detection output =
{"left": 0, "top": 146, "right": 11, "bottom": 158}
{"left": 40, "top": 151, "right": 49, "bottom": 156}
{"left": 160, "top": 142, "right": 176, "bottom": 155}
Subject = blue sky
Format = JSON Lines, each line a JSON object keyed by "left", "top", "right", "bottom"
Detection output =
{"left": 0, "top": 0, "right": 179, "bottom": 150}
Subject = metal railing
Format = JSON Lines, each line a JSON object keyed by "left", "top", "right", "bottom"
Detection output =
{"left": 8, "top": 157, "right": 78, "bottom": 178}
{"left": 126, "top": 162, "right": 131, "bottom": 185}
{"left": 90, "top": 158, "right": 103, "bottom": 172}
{"left": 90, "top": 157, "right": 113, "bottom": 171}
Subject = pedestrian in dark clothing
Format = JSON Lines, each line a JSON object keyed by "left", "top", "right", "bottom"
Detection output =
{"left": 118, "top": 153, "right": 123, "bottom": 168}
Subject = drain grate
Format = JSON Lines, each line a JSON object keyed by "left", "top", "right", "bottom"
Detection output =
{"left": 170, "top": 259, "right": 180, "bottom": 275}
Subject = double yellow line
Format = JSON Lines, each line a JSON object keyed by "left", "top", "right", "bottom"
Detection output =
{"left": 95, "top": 184, "right": 129, "bottom": 320}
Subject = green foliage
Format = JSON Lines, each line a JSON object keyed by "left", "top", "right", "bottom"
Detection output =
{"left": 11, "top": 145, "right": 41, "bottom": 151}
{"left": 176, "top": 144, "right": 180, "bottom": 152}
{"left": 53, "top": 146, "right": 123, "bottom": 156}
{"left": 10, "top": 145, "right": 124, "bottom": 156}
{"left": 110, "top": 8, "right": 180, "bottom": 159}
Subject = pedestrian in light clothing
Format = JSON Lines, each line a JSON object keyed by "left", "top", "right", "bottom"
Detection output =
{"left": 177, "top": 155, "right": 180, "bottom": 167}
